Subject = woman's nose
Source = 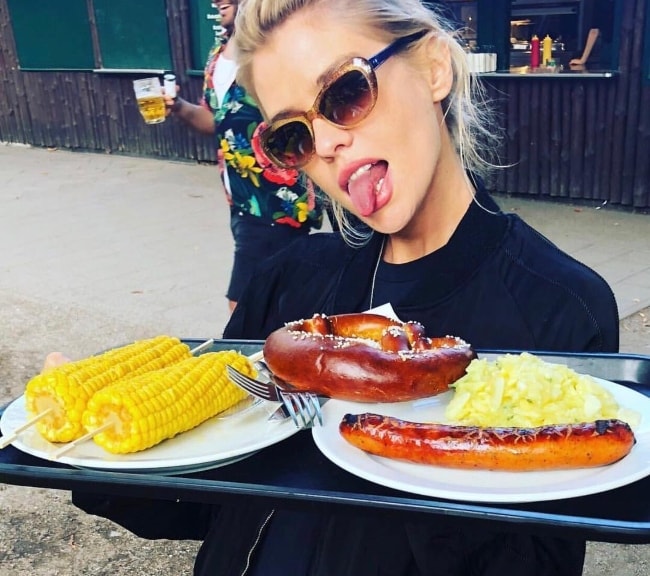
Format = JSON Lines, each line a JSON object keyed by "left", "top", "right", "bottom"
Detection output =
{"left": 311, "top": 117, "right": 353, "bottom": 161}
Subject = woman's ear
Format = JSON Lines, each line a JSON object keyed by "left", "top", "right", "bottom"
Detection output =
{"left": 424, "top": 36, "right": 453, "bottom": 103}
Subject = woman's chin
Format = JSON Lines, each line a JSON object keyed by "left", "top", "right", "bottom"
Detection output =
{"left": 364, "top": 210, "right": 409, "bottom": 236}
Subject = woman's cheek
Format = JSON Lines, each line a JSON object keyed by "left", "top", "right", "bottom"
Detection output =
{"left": 305, "top": 170, "right": 345, "bottom": 205}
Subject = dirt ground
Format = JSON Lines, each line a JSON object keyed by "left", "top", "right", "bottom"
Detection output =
{"left": 1, "top": 302, "right": 649, "bottom": 575}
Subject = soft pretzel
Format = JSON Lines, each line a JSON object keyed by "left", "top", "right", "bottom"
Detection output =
{"left": 262, "top": 313, "right": 476, "bottom": 402}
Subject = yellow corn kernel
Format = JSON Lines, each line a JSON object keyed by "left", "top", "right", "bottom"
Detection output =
{"left": 82, "top": 350, "right": 255, "bottom": 454}
{"left": 25, "top": 336, "right": 191, "bottom": 443}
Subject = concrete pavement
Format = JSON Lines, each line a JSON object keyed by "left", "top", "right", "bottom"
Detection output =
{"left": 1, "top": 144, "right": 235, "bottom": 343}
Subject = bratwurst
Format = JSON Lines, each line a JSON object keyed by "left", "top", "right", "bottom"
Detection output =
{"left": 339, "top": 413, "right": 636, "bottom": 471}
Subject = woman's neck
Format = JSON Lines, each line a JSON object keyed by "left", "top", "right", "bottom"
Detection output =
{"left": 384, "top": 155, "right": 475, "bottom": 264}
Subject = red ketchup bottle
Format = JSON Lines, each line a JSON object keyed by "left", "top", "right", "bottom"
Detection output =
{"left": 530, "top": 35, "right": 540, "bottom": 68}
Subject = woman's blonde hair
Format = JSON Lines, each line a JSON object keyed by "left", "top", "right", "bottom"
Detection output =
{"left": 235, "top": 0, "right": 499, "bottom": 244}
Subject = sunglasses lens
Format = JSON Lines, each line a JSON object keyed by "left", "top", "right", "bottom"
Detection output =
{"left": 262, "top": 67, "right": 375, "bottom": 168}
{"left": 263, "top": 121, "right": 314, "bottom": 168}
{"left": 320, "top": 69, "right": 374, "bottom": 125}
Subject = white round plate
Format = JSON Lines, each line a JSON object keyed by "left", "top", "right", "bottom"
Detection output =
{"left": 312, "top": 378, "right": 650, "bottom": 503}
{"left": 1, "top": 395, "right": 297, "bottom": 475}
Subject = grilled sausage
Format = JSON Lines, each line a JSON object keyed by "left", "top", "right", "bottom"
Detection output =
{"left": 339, "top": 413, "right": 636, "bottom": 471}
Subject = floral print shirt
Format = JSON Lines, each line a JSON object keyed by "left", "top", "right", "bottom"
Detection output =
{"left": 202, "top": 42, "right": 322, "bottom": 230}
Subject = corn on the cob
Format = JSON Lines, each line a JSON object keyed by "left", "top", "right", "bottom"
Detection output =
{"left": 25, "top": 336, "right": 191, "bottom": 443}
{"left": 81, "top": 350, "right": 255, "bottom": 454}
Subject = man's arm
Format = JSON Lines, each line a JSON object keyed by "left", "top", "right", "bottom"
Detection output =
{"left": 165, "top": 94, "right": 216, "bottom": 135}
{"left": 570, "top": 28, "right": 600, "bottom": 67}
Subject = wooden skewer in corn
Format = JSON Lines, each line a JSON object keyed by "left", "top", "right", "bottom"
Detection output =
{"left": 52, "top": 422, "right": 113, "bottom": 459}
{"left": 190, "top": 338, "right": 214, "bottom": 355}
{"left": 0, "top": 408, "right": 53, "bottom": 449}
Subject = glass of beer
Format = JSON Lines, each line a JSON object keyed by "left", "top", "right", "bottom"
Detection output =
{"left": 133, "top": 77, "right": 166, "bottom": 125}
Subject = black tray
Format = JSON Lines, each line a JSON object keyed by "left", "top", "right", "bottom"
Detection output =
{"left": 2, "top": 341, "right": 650, "bottom": 543}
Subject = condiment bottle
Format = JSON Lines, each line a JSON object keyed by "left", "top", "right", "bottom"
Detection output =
{"left": 542, "top": 35, "right": 552, "bottom": 66}
{"left": 530, "top": 35, "right": 540, "bottom": 68}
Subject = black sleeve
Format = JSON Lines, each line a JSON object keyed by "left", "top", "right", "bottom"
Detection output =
{"left": 223, "top": 233, "right": 354, "bottom": 340}
{"left": 71, "top": 492, "right": 212, "bottom": 540}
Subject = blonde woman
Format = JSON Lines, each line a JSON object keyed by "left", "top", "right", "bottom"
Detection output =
{"left": 76, "top": 1, "right": 618, "bottom": 574}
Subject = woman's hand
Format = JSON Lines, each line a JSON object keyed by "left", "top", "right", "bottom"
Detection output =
{"left": 42, "top": 352, "right": 70, "bottom": 371}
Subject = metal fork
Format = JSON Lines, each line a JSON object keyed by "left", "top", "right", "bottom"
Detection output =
{"left": 226, "top": 365, "right": 323, "bottom": 428}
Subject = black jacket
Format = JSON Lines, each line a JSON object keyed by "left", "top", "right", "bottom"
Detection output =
{"left": 224, "top": 193, "right": 617, "bottom": 352}
{"left": 74, "top": 191, "right": 618, "bottom": 576}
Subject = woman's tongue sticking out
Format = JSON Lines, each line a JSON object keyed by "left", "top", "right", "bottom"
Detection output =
{"left": 347, "top": 162, "right": 387, "bottom": 216}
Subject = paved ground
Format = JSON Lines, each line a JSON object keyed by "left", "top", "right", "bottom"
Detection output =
{"left": 0, "top": 144, "right": 649, "bottom": 575}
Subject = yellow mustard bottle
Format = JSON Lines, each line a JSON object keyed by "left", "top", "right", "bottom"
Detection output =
{"left": 542, "top": 35, "right": 552, "bottom": 66}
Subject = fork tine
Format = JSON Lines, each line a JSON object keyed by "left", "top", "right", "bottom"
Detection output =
{"left": 292, "top": 394, "right": 313, "bottom": 429}
{"left": 227, "top": 365, "right": 323, "bottom": 427}
{"left": 242, "top": 378, "right": 273, "bottom": 397}
{"left": 240, "top": 375, "right": 273, "bottom": 399}
{"left": 278, "top": 391, "right": 301, "bottom": 428}
{"left": 296, "top": 393, "right": 322, "bottom": 428}
{"left": 225, "top": 365, "right": 258, "bottom": 394}
{"left": 226, "top": 365, "right": 274, "bottom": 400}
{"left": 300, "top": 394, "right": 318, "bottom": 427}
{"left": 307, "top": 393, "right": 323, "bottom": 426}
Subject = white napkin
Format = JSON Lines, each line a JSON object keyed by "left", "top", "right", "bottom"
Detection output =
{"left": 365, "top": 302, "right": 401, "bottom": 321}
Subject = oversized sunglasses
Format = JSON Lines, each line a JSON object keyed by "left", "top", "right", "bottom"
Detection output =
{"left": 260, "top": 30, "right": 427, "bottom": 169}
